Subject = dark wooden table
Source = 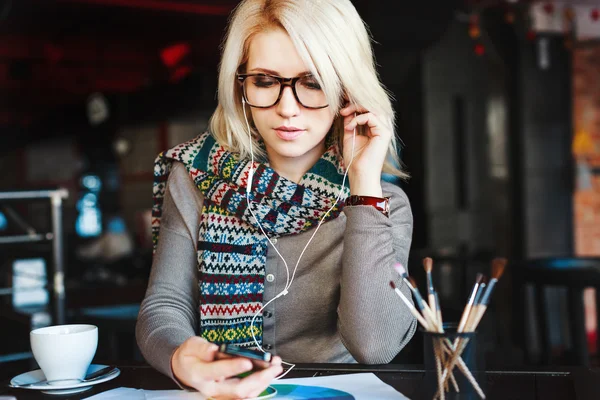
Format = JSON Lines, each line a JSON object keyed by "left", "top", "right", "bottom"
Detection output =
{"left": 1, "top": 363, "right": 598, "bottom": 400}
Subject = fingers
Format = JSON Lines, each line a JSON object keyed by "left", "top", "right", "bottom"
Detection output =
{"left": 270, "top": 356, "right": 283, "bottom": 366}
{"left": 212, "top": 363, "right": 284, "bottom": 399}
{"left": 196, "top": 358, "right": 254, "bottom": 381}
{"left": 172, "top": 337, "right": 222, "bottom": 389}
{"left": 243, "top": 364, "right": 284, "bottom": 397}
{"left": 245, "top": 361, "right": 283, "bottom": 383}
{"left": 339, "top": 102, "right": 368, "bottom": 116}
{"left": 344, "top": 112, "right": 380, "bottom": 133}
{"left": 175, "top": 337, "right": 284, "bottom": 399}
{"left": 182, "top": 336, "right": 219, "bottom": 362}
{"left": 343, "top": 112, "right": 354, "bottom": 130}
{"left": 341, "top": 104, "right": 367, "bottom": 129}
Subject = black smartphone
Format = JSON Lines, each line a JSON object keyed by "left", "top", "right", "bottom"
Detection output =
{"left": 218, "top": 344, "right": 273, "bottom": 374}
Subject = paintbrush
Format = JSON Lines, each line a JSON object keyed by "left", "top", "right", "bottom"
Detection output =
{"left": 463, "top": 278, "right": 487, "bottom": 333}
{"left": 467, "top": 258, "right": 507, "bottom": 332}
{"left": 426, "top": 286, "right": 444, "bottom": 400}
{"left": 457, "top": 273, "right": 484, "bottom": 334}
{"left": 434, "top": 291, "right": 443, "bottom": 328}
{"left": 394, "top": 263, "right": 439, "bottom": 328}
{"left": 424, "top": 257, "right": 436, "bottom": 312}
{"left": 434, "top": 290, "right": 459, "bottom": 394}
{"left": 389, "top": 281, "right": 430, "bottom": 330}
{"left": 408, "top": 276, "right": 440, "bottom": 331}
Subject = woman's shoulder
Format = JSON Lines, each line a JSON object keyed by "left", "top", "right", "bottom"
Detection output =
{"left": 169, "top": 161, "right": 192, "bottom": 183}
{"left": 167, "top": 161, "right": 205, "bottom": 204}
{"left": 161, "top": 131, "right": 216, "bottom": 165}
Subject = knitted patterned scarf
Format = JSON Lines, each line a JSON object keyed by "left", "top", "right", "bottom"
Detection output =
{"left": 152, "top": 132, "right": 349, "bottom": 347}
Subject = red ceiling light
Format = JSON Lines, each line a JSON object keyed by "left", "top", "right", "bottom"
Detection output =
{"left": 161, "top": 42, "right": 193, "bottom": 82}
{"left": 543, "top": 3, "right": 554, "bottom": 15}
{"left": 160, "top": 43, "right": 190, "bottom": 68}
{"left": 592, "top": 9, "right": 600, "bottom": 22}
{"left": 474, "top": 43, "right": 485, "bottom": 56}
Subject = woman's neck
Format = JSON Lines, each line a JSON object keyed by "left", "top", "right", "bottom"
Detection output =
{"left": 266, "top": 142, "right": 326, "bottom": 183}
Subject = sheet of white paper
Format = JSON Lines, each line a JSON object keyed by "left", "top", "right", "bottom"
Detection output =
{"left": 87, "top": 372, "right": 410, "bottom": 400}
{"left": 144, "top": 390, "right": 206, "bottom": 399}
{"left": 86, "top": 388, "right": 144, "bottom": 400}
{"left": 275, "top": 373, "right": 410, "bottom": 400}
{"left": 86, "top": 388, "right": 207, "bottom": 400}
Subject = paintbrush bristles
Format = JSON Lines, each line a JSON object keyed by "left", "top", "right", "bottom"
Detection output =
{"left": 475, "top": 273, "right": 484, "bottom": 285}
{"left": 394, "top": 262, "right": 407, "bottom": 277}
{"left": 423, "top": 257, "right": 433, "bottom": 274}
{"left": 408, "top": 276, "right": 418, "bottom": 289}
{"left": 491, "top": 258, "right": 507, "bottom": 280}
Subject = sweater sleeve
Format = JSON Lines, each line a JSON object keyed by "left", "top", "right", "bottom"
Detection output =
{"left": 337, "top": 183, "right": 417, "bottom": 364}
{"left": 135, "top": 162, "right": 203, "bottom": 381}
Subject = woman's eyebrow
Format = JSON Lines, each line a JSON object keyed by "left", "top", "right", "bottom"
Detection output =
{"left": 248, "top": 67, "right": 312, "bottom": 76}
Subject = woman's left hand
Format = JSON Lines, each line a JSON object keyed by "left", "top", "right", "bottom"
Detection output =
{"left": 340, "top": 103, "right": 392, "bottom": 196}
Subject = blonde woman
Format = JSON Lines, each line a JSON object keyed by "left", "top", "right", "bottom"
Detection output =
{"left": 136, "top": 0, "right": 416, "bottom": 397}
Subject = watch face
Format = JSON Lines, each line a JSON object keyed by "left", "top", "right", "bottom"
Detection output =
{"left": 345, "top": 196, "right": 390, "bottom": 216}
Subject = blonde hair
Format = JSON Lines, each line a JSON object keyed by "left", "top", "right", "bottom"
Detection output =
{"left": 209, "top": 0, "right": 407, "bottom": 179}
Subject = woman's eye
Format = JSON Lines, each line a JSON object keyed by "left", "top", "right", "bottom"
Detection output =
{"left": 252, "top": 76, "right": 277, "bottom": 87}
{"left": 301, "top": 78, "right": 322, "bottom": 90}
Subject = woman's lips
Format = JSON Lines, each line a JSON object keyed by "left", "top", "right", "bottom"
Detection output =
{"left": 274, "top": 127, "right": 305, "bottom": 141}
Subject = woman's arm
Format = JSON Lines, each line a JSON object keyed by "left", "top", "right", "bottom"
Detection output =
{"left": 337, "top": 183, "right": 417, "bottom": 364}
{"left": 135, "top": 163, "right": 202, "bottom": 380}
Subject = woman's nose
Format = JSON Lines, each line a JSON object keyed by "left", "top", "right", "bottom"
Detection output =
{"left": 276, "top": 85, "right": 300, "bottom": 117}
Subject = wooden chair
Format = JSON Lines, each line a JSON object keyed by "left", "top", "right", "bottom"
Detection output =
{"left": 513, "top": 257, "right": 600, "bottom": 366}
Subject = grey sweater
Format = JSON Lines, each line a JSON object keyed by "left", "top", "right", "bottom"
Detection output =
{"left": 136, "top": 162, "right": 417, "bottom": 381}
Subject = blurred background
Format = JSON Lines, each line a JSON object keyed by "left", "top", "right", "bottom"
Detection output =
{"left": 1, "top": 0, "right": 600, "bottom": 380}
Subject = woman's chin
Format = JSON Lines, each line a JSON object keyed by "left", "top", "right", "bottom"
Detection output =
{"left": 270, "top": 149, "right": 309, "bottom": 160}
{"left": 266, "top": 141, "right": 312, "bottom": 159}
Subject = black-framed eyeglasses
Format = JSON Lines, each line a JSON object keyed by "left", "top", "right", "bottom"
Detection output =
{"left": 237, "top": 73, "right": 329, "bottom": 109}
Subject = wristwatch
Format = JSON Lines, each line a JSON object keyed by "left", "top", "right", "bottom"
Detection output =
{"left": 345, "top": 195, "right": 390, "bottom": 217}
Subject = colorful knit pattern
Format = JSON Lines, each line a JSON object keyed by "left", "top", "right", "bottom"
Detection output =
{"left": 152, "top": 132, "right": 349, "bottom": 347}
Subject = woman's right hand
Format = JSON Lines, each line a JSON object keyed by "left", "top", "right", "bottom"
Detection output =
{"left": 171, "top": 336, "right": 283, "bottom": 399}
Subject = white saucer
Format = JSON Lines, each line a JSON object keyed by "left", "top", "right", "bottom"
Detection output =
{"left": 10, "top": 364, "right": 120, "bottom": 395}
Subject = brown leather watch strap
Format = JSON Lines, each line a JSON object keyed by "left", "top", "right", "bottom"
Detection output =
{"left": 345, "top": 195, "right": 390, "bottom": 217}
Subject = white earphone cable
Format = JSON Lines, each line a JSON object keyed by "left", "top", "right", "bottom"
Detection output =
{"left": 242, "top": 98, "right": 356, "bottom": 379}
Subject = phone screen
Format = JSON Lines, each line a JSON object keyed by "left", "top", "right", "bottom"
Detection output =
{"left": 217, "top": 344, "right": 273, "bottom": 372}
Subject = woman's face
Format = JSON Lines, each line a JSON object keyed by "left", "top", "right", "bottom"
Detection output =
{"left": 245, "top": 27, "right": 335, "bottom": 168}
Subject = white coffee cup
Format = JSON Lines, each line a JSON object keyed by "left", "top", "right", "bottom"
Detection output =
{"left": 30, "top": 324, "right": 98, "bottom": 385}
